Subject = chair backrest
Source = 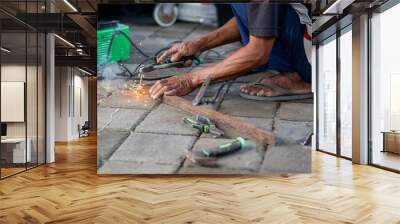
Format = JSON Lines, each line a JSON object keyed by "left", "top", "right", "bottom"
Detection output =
{"left": 82, "top": 121, "right": 90, "bottom": 129}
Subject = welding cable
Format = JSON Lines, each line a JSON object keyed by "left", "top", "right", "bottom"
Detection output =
{"left": 113, "top": 37, "right": 225, "bottom": 80}
{"left": 116, "top": 63, "right": 136, "bottom": 77}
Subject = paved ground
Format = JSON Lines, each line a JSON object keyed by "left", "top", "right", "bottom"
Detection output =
{"left": 97, "top": 22, "right": 313, "bottom": 174}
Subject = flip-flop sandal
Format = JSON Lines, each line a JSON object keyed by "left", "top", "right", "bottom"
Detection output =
{"left": 240, "top": 77, "right": 313, "bottom": 101}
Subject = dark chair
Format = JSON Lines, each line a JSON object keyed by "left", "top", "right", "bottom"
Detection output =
{"left": 79, "top": 121, "right": 90, "bottom": 138}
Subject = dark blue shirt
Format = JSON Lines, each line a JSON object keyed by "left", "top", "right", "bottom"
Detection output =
{"left": 231, "top": 3, "right": 311, "bottom": 82}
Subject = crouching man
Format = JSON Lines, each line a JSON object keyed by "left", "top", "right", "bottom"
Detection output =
{"left": 150, "top": 3, "right": 312, "bottom": 101}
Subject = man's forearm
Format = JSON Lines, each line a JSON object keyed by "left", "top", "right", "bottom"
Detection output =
{"left": 191, "top": 36, "right": 275, "bottom": 86}
{"left": 195, "top": 18, "right": 241, "bottom": 52}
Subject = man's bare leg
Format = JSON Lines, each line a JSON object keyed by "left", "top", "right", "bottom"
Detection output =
{"left": 239, "top": 72, "right": 311, "bottom": 97}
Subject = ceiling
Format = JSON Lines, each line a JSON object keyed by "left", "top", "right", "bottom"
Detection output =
{"left": 0, "top": 0, "right": 393, "bottom": 72}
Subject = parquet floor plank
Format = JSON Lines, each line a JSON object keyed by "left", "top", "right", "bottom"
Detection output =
{"left": 0, "top": 136, "right": 399, "bottom": 223}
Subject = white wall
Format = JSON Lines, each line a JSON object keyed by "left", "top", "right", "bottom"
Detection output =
{"left": 1, "top": 63, "right": 46, "bottom": 164}
{"left": 1, "top": 65, "right": 39, "bottom": 138}
{"left": 54, "top": 67, "right": 89, "bottom": 141}
{"left": 55, "top": 66, "right": 69, "bottom": 141}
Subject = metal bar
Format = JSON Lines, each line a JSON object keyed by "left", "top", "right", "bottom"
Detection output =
{"left": 369, "top": 164, "right": 400, "bottom": 174}
{"left": 60, "top": 68, "right": 62, "bottom": 117}
{"left": 336, "top": 27, "right": 341, "bottom": 157}
{"left": 0, "top": 7, "right": 38, "bottom": 32}
{"left": 367, "top": 11, "right": 374, "bottom": 165}
{"left": 72, "top": 68, "right": 75, "bottom": 118}
{"left": 36, "top": 0, "right": 39, "bottom": 167}
{"left": 25, "top": 0, "right": 28, "bottom": 171}
{"left": 315, "top": 44, "right": 320, "bottom": 151}
{"left": 44, "top": 33, "right": 47, "bottom": 164}
{"left": 192, "top": 77, "right": 211, "bottom": 106}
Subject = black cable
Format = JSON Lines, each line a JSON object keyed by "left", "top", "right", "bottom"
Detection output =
{"left": 102, "top": 29, "right": 226, "bottom": 81}
{"left": 117, "top": 63, "right": 135, "bottom": 77}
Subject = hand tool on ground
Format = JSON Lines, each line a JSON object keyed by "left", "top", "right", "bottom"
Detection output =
{"left": 164, "top": 96, "right": 275, "bottom": 145}
{"left": 186, "top": 137, "right": 246, "bottom": 167}
{"left": 192, "top": 77, "right": 233, "bottom": 111}
{"left": 201, "top": 137, "right": 246, "bottom": 157}
{"left": 183, "top": 115, "right": 224, "bottom": 137}
{"left": 186, "top": 151, "right": 218, "bottom": 167}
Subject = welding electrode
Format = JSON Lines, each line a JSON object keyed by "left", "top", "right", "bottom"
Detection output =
{"left": 201, "top": 137, "right": 246, "bottom": 157}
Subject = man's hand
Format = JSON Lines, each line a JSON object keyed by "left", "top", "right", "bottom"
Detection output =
{"left": 157, "top": 41, "right": 202, "bottom": 66}
{"left": 149, "top": 74, "right": 196, "bottom": 99}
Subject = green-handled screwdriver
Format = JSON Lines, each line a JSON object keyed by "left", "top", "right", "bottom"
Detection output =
{"left": 201, "top": 137, "right": 246, "bottom": 157}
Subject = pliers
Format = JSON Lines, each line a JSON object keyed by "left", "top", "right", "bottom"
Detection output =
{"left": 183, "top": 115, "right": 224, "bottom": 137}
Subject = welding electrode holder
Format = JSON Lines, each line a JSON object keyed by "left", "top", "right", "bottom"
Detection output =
{"left": 162, "top": 55, "right": 202, "bottom": 66}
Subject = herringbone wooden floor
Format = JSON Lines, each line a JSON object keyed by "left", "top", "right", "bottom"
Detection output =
{"left": 1, "top": 135, "right": 399, "bottom": 224}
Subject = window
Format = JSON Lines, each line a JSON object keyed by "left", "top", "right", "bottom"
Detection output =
{"left": 339, "top": 28, "right": 352, "bottom": 158}
{"left": 317, "top": 36, "right": 337, "bottom": 154}
{"left": 0, "top": 2, "right": 47, "bottom": 179}
{"left": 370, "top": 2, "right": 400, "bottom": 171}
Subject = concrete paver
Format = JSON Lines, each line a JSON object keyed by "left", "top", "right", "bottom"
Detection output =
{"left": 108, "top": 132, "right": 196, "bottom": 173}
{"left": 97, "top": 107, "right": 118, "bottom": 131}
{"left": 277, "top": 102, "right": 313, "bottom": 122}
{"left": 137, "top": 37, "right": 181, "bottom": 54}
{"left": 99, "top": 91, "right": 158, "bottom": 110}
{"left": 97, "top": 129, "right": 130, "bottom": 167}
{"left": 219, "top": 97, "right": 278, "bottom": 118}
{"left": 98, "top": 160, "right": 179, "bottom": 174}
{"left": 260, "top": 145, "right": 311, "bottom": 173}
{"left": 274, "top": 120, "right": 313, "bottom": 145}
{"left": 135, "top": 104, "right": 199, "bottom": 136}
{"left": 131, "top": 25, "right": 161, "bottom": 37}
{"left": 107, "top": 108, "right": 148, "bottom": 130}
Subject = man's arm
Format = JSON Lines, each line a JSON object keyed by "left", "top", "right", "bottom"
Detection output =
{"left": 192, "top": 35, "right": 275, "bottom": 86}
{"left": 158, "top": 18, "right": 241, "bottom": 63}
{"left": 195, "top": 18, "right": 241, "bottom": 52}
{"left": 149, "top": 35, "right": 275, "bottom": 99}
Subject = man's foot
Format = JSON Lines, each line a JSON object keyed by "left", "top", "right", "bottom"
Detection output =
{"left": 240, "top": 72, "right": 311, "bottom": 97}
